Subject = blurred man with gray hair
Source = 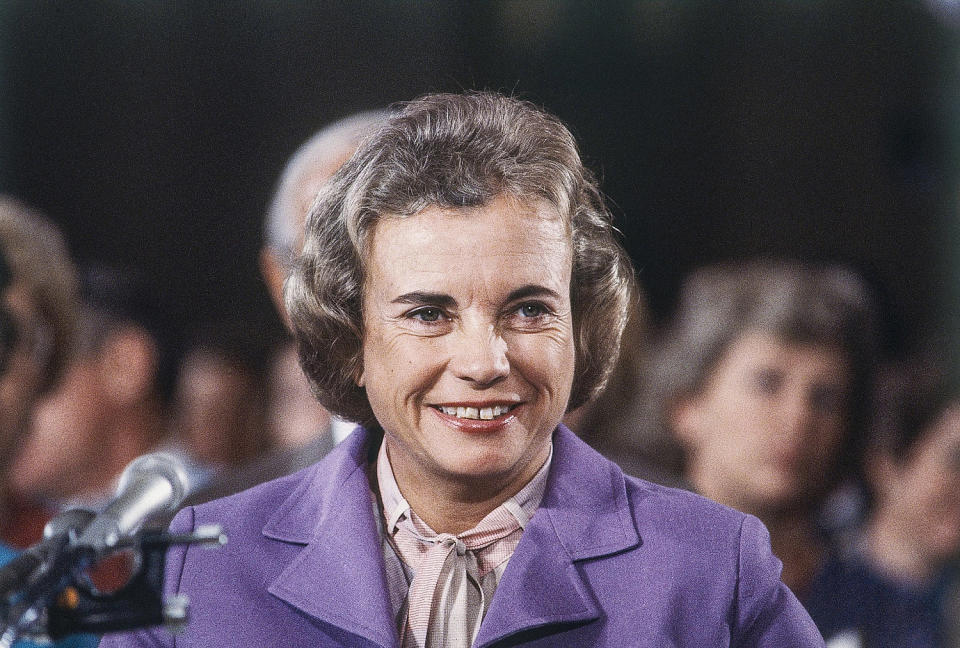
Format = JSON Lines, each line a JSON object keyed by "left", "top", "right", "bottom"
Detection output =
{"left": 260, "top": 110, "right": 387, "bottom": 329}
{"left": 191, "top": 110, "right": 386, "bottom": 502}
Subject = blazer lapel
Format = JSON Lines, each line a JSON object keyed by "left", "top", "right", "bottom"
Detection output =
{"left": 474, "top": 425, "right": 641, "bottom": 648}
{"left": 255, "top": 425, "right": 638, "bottom": 648}
{"left": 264, "top": 429, "right": 399, "bottom": 648}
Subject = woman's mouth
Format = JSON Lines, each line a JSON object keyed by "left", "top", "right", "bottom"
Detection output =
{"left": 432, "top": 404, "right": 517, "bottom": 420}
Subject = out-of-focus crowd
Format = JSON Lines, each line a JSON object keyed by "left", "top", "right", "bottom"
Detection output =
{"left": 0, "top": 109, "right": 957, "bottom": 648}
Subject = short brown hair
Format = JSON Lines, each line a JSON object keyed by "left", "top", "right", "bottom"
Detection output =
{"left": 0, "top": 196, "right": 77, "bottom": 392}
{"left": 287, "top": 92, "right": 636, "bottom": 425}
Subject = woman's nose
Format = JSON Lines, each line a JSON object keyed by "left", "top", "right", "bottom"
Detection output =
{"left": 449, "top": 322, "right": 510, "bottom": 387}
{"left": 780, "top": 390, "right": 814, "bottom": 437}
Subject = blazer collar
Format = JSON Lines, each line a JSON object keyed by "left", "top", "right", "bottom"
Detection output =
{"left": 474, "top": 424, "right": 642, "bottom": 647}
{"left": 540, "top": 424, "right": 642, "bottom": 560}
{"left": 264, "top": 428, "right": 399, "bottom": 648}
{"left": 260, "top": 425, "right": 641, "bottom": 648}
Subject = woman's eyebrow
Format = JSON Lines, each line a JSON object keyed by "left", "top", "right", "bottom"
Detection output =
{"left": 506, "top": 284, "right": 562, "bottom": 302}
{"left": 391, "top": 291, "right": 457, "bottom": 308}
{"left": 391, "top": 285, "right": 559, "bottom": 308}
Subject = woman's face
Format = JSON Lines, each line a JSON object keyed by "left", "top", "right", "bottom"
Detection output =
{"left": 672, "top": 330, "right": 851, "bottom": 515}
{"left": 359, "top": 194, "right": 575, "bottom": 496}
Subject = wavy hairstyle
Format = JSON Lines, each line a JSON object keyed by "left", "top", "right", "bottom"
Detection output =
{"left": 287, "top": 92, "right": 636, "bottom": 426}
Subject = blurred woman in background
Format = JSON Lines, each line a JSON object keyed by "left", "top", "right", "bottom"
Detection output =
{"left": 650, "top": 261, "right": 878, "bottom": 601}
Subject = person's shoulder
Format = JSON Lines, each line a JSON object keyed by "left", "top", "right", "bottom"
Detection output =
{"left": 180, "top": 430, "right": 370, "bottom": 535}
{"left": 193, "top": 465, "right": 308, "bottom": 515}
{"left": 185, "top": 435, "right": 333, "bottom": 505}
{"left": 552, "top": 425, "right": 750, "bottom": 545}
{"left": 622, "top": 474, "right": 751, "bottom": 546}
{"left": 623, "top": 474, "right": 746, "bottom": 524}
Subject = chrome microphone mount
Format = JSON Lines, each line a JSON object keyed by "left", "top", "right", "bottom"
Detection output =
{"left": 0, "top": 524, "right": 226, "bottom": 646}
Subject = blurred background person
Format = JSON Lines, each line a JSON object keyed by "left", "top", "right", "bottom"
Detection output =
{"left": 259, "top": 110, "right": 388, "bottom": 332}
{"left": 649, "top": 261, "right": 878, "bottom": 608}
{"left": 0, "top": 196, "right": 78, "bottom": 549}
{"left": 264, "top": 343, "right": 330, "bottom": 452}
{"left": 259, "top": 110, "right": 387, "bottom": 447}
{"left": 169, "top": 321, "right": 270, "bottom": 489}
{"left": 10, "top": 265, "right": 175, "bottom": 512}
{"left": 187, "top": 110, "right": 386, "bottom": 504}
{"left": 0, "top": 197, "right": 98, "bottom": 648}
{"left": 560, "top": 299, "right": 680, "bottom": 483}
{"left": 805, "top": 358, "right": 960, "bottom": 647}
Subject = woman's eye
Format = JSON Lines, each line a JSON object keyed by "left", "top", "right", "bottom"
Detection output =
{"left": 411, "top": 307, "right": 443, "bottom": 322}
{"left": 752, "top": 368, "right": 783, "bottom": 395}
{"left": 518, "top": 303, "right": 547, "bottom": 318}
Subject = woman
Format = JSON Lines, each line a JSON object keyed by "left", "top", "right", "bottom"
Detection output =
{"left": 101, "top": 93, "right": 822, "bottom": 647}
{"left": 648, "top": 262, "right": 877, "bottom": 611}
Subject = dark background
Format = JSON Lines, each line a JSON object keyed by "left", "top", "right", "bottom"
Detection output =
{"left": 1, "top": 1, "right": 957, "bottom": 365}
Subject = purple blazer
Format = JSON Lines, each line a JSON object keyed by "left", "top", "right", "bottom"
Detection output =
{"left": 99, "top": 425, "right": 824, "bottom": 647}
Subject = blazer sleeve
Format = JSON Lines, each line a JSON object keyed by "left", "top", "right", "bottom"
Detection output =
{"left": 97, "top": 507, "right": 196, "bottom": 648}
{"left": 731, "top": 514, "right": 826, "bottom": 648}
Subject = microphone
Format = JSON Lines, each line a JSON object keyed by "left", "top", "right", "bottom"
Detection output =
{"left": 76, "top": 453, "right": 189, "bottom": 554}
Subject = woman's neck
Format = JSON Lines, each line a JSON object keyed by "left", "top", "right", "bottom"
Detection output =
{"left": 383, "top": 442, "right": 550, "bottom": 536}
{"left": 405, "top": 491, "right": 508, "bottom": 536}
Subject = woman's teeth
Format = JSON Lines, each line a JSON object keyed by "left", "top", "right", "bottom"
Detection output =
{"left": 438, "top": 405, "right": 512, "bottom": 420}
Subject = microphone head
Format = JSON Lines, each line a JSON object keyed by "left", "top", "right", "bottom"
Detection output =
{"left": 116, "top": 452, "right": 190, "bottom": 513}
{"left": 43, "top": 508, "right": 96, "bottom": 540}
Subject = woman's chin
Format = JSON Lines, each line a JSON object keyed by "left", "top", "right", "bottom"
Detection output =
{"left": 434, "top": 452, "right": 519, "bottom": 483}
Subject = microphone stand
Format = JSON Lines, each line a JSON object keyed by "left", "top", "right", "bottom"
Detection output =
{"left": 1, "top": 530, "right": 87, "bottom": 647}
{"left": 0, "top": 525, "right": 226, "bottom": 646}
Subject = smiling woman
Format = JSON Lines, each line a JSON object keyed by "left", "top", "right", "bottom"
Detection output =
{"left": 358, "top": 196, "right": 574, "bottom": 533}
{"left": 100, "top": 92, "right": 825, "bottom": 648}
